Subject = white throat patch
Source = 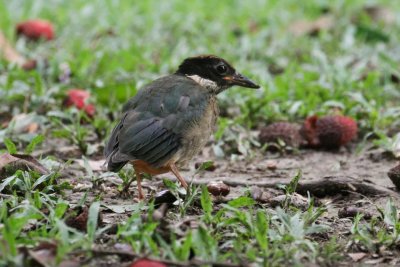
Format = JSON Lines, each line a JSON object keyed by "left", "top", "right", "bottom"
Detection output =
{"left": 186, "top": 75, "right": 219, "bottom": 91}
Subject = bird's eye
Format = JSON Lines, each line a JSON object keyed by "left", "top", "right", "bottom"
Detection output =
{"left": 216, "top": 64, "right": 228, "bottom": 75}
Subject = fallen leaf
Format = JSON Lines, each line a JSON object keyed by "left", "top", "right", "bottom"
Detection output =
{"left": 26, "top": 122, "right": 39, "bottom": 133}
{"left": 102, "top": 203, "right": 141, "bottom": 214}
{"left": 27, "top": 242, "right": 80, "bottom": 267}
{"left": 64, "top": 205, "right": 103, "bottom": 232}
{"left": 0, "top": 30, "right": 27, "bottom": 66}
{"left": 64, "top": 206, "right": 89, "bottom": 231}
{"left": 5, "top": 113, "right": 47, "bottom": 141}
{"left": 0, "top": 153, "right": 49, "bottom": 180}
{"left": 348, "top": 252, "right": 367, "bottom": 262}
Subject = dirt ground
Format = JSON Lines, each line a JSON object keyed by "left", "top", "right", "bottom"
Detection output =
{"left": 48, "top": 141, "right": 400, "bottom": 266}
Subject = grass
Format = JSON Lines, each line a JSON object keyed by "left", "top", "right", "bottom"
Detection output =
{"left": 1, "top": 0, "right": 400, "bottom": 266}
{"left": 0, "top": 172, "right": 334, "bottom": 266}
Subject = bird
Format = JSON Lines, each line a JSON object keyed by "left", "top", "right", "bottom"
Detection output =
{"left": 104, "top": 55, "right": 260, "bottom": 199}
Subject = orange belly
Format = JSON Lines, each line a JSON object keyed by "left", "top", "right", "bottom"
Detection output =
{"left": 131, "top": 160, "right": 170, "bottom": 175}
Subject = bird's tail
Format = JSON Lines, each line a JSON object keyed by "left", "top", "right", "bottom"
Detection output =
{"left": 105, "top": 150, "right": 128, "bottom": 172}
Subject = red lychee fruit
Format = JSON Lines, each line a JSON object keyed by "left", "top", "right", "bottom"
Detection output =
{"left": 259, "top": 122, "right": 304, "bottom": 148}
{"left": 302, "top": 115, "right": 358, "bottom": 149}
{"left": 64, "top": 89, "right": 95, "bottom": 117}
{"left": 300, "top": 115, "right": 319, "bottom": 147}
{"left": 16, "top": 19, "right": 54, "bottom": 41}
{"left": 83, "top": 104, "right": 96, "bottom": 118}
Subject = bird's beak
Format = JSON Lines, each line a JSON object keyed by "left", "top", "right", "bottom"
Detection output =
{"left": 224, "top": 72, "right": 260, "bottom": 89}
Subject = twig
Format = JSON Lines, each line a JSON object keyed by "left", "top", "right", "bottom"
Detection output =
{"left": 163, "top": 175, "right": 396, "bottom": 197}
{"left": 295, "top": 176, "right": 396, "bottom": 197}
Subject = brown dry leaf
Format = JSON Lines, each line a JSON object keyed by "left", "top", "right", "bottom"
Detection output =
{"left": 64, "top": 206, "right": 103, "bottom": 232}
{"left": 0, "top": 30, "right": 35, "bottom": 69}
{"left": 0, "top": 153, "right": 49, "bottom": 180}
{"left": 64, "top": 206, "right": 89, "bottom": 231}
{"left": 26, "top": 122, "right": 39, "bottom": 133}
{"left": 27, "top": 242, "right": 80, "bottom": 267}
{"left": 7, "top": 113, "right": 45, "bottom": 136}
{"left": 289, "top": 15, "right": 334, "bottom": 36}
{"left": 348, "top": 252, "right": 367, "bottom": 262}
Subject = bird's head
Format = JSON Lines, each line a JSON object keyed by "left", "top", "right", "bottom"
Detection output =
{"left": 175, "top": 55, "right": 260, "bottom": 94}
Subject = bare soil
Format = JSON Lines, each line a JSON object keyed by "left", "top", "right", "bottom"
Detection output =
{"left": 53, "top": 141, "right": 400, "bottom": 266}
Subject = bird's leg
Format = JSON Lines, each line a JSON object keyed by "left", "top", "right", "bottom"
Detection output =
{"left": 169, "top": 163, "right": 189, "bottom": 190}
{"left": 135, "top": 171, "right": 145, "bottom": 200}
{"left": 122, "top": 168, "right": 145, "bottom": 200}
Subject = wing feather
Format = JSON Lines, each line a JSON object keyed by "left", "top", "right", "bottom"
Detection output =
{"left": 104, "top": 75, "right": 208, "bottom": 172}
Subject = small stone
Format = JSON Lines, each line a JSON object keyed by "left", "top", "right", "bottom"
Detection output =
{"left": 207, "top": 181, "right": 230, "bottom": 197}
{"left": 266, "top": 160, "right": 277, "bottom": 170}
